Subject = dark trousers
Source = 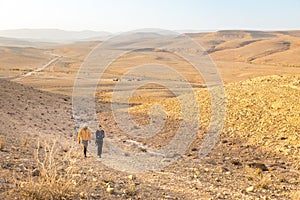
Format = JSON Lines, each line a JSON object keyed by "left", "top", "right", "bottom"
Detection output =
{"left": 97, "top": 140, "right": 103, "bottom": 157}
{"left": 83, "top": 146, "right": 87, "bottom": 157}
{"left": 82, "top": 140, "right": 88, "bottom": 158}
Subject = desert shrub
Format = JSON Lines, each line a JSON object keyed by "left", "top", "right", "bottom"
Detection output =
{"left": 125, "top": 183, "right": 136, "bottom": 196}
{"left": 24, "top": 69, "right": 33, "bottom": 72}
{"left": 9, "top": 68, "right": 20, "bottom": 71}
{"left": 12, "top": 140, "right": 85, "bottom": 200}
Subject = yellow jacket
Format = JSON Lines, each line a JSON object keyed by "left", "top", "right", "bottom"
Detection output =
{"left": 78, "top": 127, "right": 92, "bottom": 143}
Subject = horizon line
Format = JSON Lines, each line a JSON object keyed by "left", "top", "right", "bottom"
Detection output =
{"left": 0, "top": 28, "right": 300, "bottom": 34}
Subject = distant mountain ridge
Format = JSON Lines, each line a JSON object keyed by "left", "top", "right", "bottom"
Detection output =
{"left": 0, "top": 36, "right": 56, "bottom": 47}
{"left": 0, "top": 29, "right": 111, "bottom": 43}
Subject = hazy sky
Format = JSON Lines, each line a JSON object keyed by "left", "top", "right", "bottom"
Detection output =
{"left": 0, "top": 0, "right": 299, "bottom": 32}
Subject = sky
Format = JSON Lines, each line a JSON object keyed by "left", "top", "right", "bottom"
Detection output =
{"left": 0, "top": 0, "right": 299, "bottom": 32}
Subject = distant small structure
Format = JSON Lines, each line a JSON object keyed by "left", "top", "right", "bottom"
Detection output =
{"left": 126, "top": 77, "right": 143, "bottom": 82}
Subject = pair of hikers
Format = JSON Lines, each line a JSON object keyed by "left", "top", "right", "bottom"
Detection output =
{"left": 77, "top": 124, "right": 105, "bottom": 158}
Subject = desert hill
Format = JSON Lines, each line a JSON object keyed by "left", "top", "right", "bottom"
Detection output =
{"left": 1, "top": 74, "right": 299, "bottom": 199}
{"left": 0, "top": 36, "right": 56, "bottom": 47}
{"left": 0, "top": 30, "right": 298, "bottom": 95}
{"left": 0, "top": 46, "right": 54, "bottom": 78}
{"left": 189, "top": 30, "right": 300, "bottom": 67}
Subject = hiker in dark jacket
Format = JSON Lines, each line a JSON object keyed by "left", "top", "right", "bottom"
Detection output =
{"left": 95, "top": 124, "right": 105, "bottom": 158}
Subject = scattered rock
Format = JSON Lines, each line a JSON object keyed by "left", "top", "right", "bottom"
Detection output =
{"left": 246, "top": 186, "right": 255, "bottom": 192}
{"left": 106, "top": 187, "right": 114, "bottom": 194}
{"left": 114, "top": 184, "right": 121, "bottom": 190}
{"left": 164, "top": 195, "right": 176, "bottom": 199}
{"left": 138, "top": 147, "right": 147, "bottom": 152}
{"left": 32, "top": 168, "right": 41, "bottom": 176}
{"left": 15, "top": 167, "right": 22, "bottom": 172}
{"left": 114, "top": 190, "right": 123, "bottom": 195}
{"left": 162, "top": 158, "right": 171, "bottom": 162}
{"left": 121, "top": 188, "right": 128, "bottom": 194}
{"left": 280, "top": 137, "right": 287, "bottom": 140}
{"left": 248, "top": 163, "right": 268, "bottom": 171}
{"left": 2, "top": 163, "right": 13, "bottom": 169}
{"left": 134, "top": 181, "right": 140, "bottom": 185}
{"left": 204, "top": 168, "right": 209, "bottom": 172}
{"left": 79, "top": 192, "right": 85, "bottom": 197}
{"left": 231, "top": 159, "right": 242, "bottom": 166}
{"left": 215, "top": 177, "right": 221, "bottom": 182}
{"left": 127, "top": 174, "right": 136, "bottom": 181}
{"left": 221, "top": 139, "right": 228, "bottom": 144}
{"left": 191, "top": 147, "right": 198, "bottom": 151}
{"left": 225, "top": 171, "right": 231, "bottom": 175}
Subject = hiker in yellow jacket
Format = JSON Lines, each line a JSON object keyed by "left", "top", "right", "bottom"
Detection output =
{"left": 78, "top": 124, "right": 92, "bottom": 158}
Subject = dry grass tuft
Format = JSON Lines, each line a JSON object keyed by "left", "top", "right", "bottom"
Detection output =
{"left": 255, "top": 177, "right": 272, "bottom": 190}
{"left": 11, "top": 140, "right": 86, "bottom": 199}
{"left": 0, "top": 135, "right": 7, "bottom": 150}
{"left": 60, "top": 141, "right": 71, "bottom": 153}
{"left": 244, "top": 165, "right": 263, "bottom": 181}
{"left": 125, "top": 183, "right": 137, "bottom": 196}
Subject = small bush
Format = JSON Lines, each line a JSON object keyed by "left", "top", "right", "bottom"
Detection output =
{"left": 125, "top": 183, "right": 136, "bottom": 196}
{"left": 12, "top": 140, "right": 85, "bottom": 199}
{"left": 9, "top": 68, "right": 20, "bottom": 71}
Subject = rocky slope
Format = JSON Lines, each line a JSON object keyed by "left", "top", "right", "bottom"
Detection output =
{"left": 0, "top": 75, "right": 300, "bottom": 199}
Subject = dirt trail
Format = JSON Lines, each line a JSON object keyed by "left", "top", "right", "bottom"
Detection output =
{"left": 13, "top": 56, "right": 61, "bottom": 81}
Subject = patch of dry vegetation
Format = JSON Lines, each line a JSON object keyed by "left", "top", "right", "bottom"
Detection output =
{"left": 10, "top": 140, "right": 86, "bottom": 199}
{"left": 0, "top": 135, "right": 7, "bottom": 151}
{"left": 4, "top": 136, "right": 143, "bottom": 199}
